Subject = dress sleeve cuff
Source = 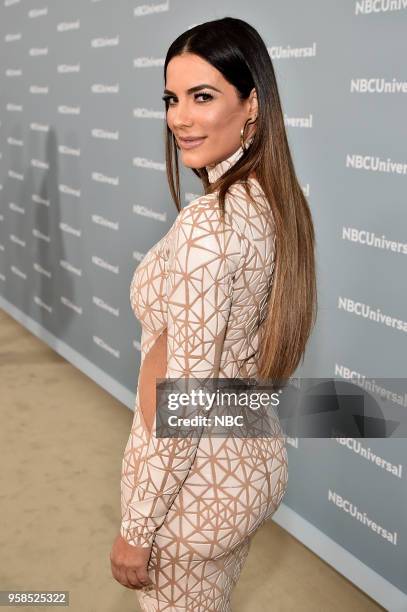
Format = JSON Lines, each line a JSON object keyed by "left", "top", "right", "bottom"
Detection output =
{"left": 120, "top": 521, "right": 155, "bottom": 548}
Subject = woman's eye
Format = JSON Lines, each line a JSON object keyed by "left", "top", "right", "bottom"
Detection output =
{"left": 161, "top": 92, "right": 213, "bottom": 106}
{"left": 195, "top": 92, "right": 213, "bottom": 103}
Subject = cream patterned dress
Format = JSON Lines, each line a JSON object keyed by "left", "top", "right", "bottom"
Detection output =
{"left": 120, "top": 144, "right": 288, "bottom": 611}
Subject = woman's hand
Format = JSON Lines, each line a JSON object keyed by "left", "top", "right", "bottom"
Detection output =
{"left": 110, "top": 534, "right": 154, "bottom": 590}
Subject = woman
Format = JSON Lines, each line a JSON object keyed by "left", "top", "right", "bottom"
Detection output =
{"left": 110, "top": 16, "right": 317, "bottom": 611}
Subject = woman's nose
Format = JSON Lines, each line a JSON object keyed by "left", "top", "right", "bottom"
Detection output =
{"left": 172, "top": 104, "right": 193, "bottom": 127}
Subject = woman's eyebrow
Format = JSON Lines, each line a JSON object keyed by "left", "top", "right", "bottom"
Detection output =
{"left": 163, "top": 84, "right": 222, "bottom": 95}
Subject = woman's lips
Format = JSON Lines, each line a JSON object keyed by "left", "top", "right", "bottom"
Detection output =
{"left": 178, "top": 137, "right": 206, "bottom": 150}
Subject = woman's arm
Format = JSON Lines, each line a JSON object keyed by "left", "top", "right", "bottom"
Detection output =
{"left": 120, "top": 201, "right": 237, "bottom": 548}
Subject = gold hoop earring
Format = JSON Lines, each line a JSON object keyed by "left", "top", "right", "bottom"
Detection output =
{"left": 240, "top": 117, "right": 257, "bottom": 151}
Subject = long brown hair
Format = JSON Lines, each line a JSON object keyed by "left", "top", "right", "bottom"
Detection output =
{"left": 162, "top": 17, "right": 317, "bottom": 385}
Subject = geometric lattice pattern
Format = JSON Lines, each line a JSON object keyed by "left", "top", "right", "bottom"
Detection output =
{"left": 121, "top": 144, "right": 288, "bottom": 611}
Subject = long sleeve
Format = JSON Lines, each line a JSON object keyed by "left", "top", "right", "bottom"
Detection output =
{"left": 120, "top": 201, "right": 238, "bottom": 547}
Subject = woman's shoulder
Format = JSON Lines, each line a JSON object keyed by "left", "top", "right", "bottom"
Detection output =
{"left": 177, "top": 180, "right": 268, "bottom": 224}
{"left": 163, "top": 192, "right": 241, "bottom": 277}
{"left": 174, "top": 192, "right": 233, "bottom": 233}
{"left": 166, "top": 180, "right": 273, "bottom": 255}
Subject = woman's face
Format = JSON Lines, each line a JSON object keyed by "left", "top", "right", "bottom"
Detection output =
{"left": 164, "top": 53, "right": 257, "bottom": 170}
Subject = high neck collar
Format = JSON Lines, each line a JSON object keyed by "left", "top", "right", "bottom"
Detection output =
{"left": 205, "top": 138, "right": 254, "bottom": 184}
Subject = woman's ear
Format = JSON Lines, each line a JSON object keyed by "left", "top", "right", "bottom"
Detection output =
{"left": 249, "top": 87, "right": 258, "bottom": 120}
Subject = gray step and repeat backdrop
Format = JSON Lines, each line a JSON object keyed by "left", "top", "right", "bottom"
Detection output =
{"left": 0, "top": 1, "right": 406, "bottom": 610}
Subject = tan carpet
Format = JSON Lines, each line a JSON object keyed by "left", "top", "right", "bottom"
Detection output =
{"left": 0, "top": 308, "right": 383, "bottom": 611}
